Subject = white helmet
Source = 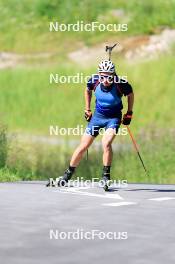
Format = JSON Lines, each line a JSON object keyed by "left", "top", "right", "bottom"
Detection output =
{"left": 98, "top": 60, "right": 115, "bottom": 73}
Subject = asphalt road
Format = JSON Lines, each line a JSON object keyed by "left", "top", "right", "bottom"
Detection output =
{"left": 0, "top": 182, "right": 175, "bottom": 264}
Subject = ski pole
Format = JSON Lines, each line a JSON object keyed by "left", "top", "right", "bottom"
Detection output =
{"left": 126, "top": 125, "right": 148, "bottom": 175}
{"left": 86, "top": 149, "right": 88, "bottom": 161}
{"left": 106, "top": 43, "right": 117, "bottom": 60}
{"left": 86, "top": 118, "right": 90, "bottom": 161}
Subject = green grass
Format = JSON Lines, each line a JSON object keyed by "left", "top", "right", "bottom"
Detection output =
{"left": 112, "top": 137, "right": 175, "bottom": 184}
{"left": 0, "top": 167, "right": 21, "bottom": 182}
{"left": 0, "top": 0, "right": 175, "bottom": 52}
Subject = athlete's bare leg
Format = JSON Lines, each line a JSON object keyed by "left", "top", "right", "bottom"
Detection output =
{"left": 70, "top": 134, "right": 95, "bottom": 167}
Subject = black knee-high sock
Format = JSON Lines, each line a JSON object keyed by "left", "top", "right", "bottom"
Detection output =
{"left": 103, "top": 166, "right": 111, "bottom": 174}
{"left": 102, "top": 166, "right": 111, "bottom": 179}
{"left": 68, "top": 165, "right": 76, "bottom": 174}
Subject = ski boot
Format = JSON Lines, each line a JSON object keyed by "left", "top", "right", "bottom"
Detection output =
{"left": 101, "top": 166, "right": 111, "bottom": 191}
{"left": 46, "top": 167, "right": 75, "bottom": 187}
{"left": 57, "top": 168, "right": 74, "bottom": 187}
{"left": 102, "top": 173, "right": 110, "bottom": 191}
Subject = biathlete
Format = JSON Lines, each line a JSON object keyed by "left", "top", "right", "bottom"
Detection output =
{"left": 47, "top": 60, "right": 134, "bottom": 191}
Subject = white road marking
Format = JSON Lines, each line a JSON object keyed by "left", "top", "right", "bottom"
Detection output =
{"left": 54, "top": 187, "right": 123, "bottom": 200}
{"left": 102, "top": 202, "right": 137, "bottom": 207}
{"left": 149, "top": 197, "right": 175, "bottom": 201}
{"left": 63, "top": 187, "right": 91, "bottom": 191}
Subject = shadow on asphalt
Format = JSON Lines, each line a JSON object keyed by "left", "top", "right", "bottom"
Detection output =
{"left": 123, "top": 188, "right": 175, "bottom": 192}
{"left": 108, "top": 188, "right": 119, "bottom": 192}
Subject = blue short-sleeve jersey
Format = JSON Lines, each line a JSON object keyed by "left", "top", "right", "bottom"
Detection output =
{"left": 86, "top": 74, "right": 133, "bottom": 117}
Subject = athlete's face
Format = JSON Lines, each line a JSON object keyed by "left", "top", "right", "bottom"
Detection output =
{"left": 99, "top": 72, "right": 114, "bottom": 87}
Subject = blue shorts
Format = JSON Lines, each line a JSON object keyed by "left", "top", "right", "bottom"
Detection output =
{"left": 85, "top": 110, "right": 122, "bottom": 137}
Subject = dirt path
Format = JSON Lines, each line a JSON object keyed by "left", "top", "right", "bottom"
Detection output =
{"left": 0, "top": 52, "right": 54, "bottom": 69}
{"left": 68, "top": 29, "right": 175, "bottom": 65}
{"left": 1, "top": 29, "right": 175, "bottom": 69}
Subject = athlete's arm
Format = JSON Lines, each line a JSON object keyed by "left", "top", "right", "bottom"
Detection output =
{"left": 122, "top": 92, "right": 134, "bottom": 125}
{"left": 84, "top": 89, "right": 92, "bottom": 111}
{"left": 127, "top": 92, "right": 134, "bottom": 112}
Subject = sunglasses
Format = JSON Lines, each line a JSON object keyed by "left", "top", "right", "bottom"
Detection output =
{"left": 99, "top": 75, "right": 114, "bottom": 82}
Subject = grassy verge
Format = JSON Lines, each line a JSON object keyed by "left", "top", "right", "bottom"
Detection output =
{"left": 0, "top": 126, "right": 174, "bottom": 184}
{"left": 0, "top": 168, "right": 21, "bottom": 182}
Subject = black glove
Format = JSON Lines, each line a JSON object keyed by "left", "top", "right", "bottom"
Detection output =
{"left": 122, "top": 111, "right": 133, "bottom": 125}
{"left": 84, "top": 110, "right": 92, "bottom": 122}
